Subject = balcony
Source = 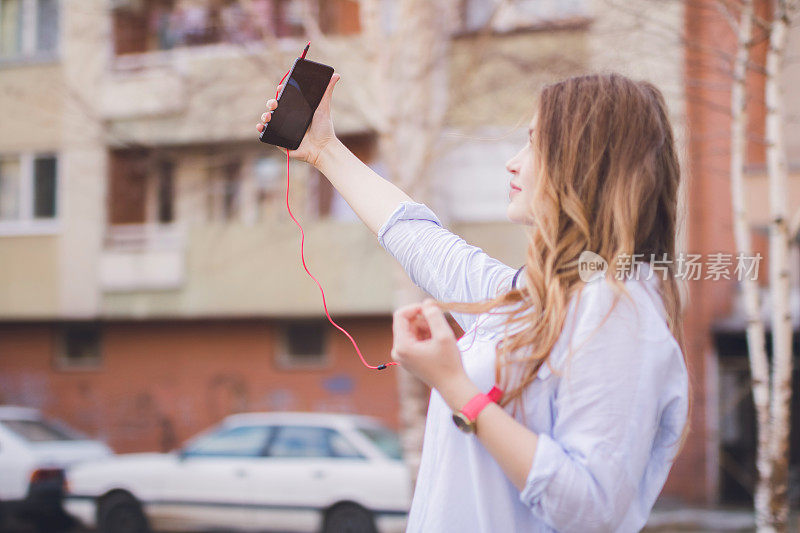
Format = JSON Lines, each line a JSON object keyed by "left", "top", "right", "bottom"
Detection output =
{"left": 110, "top": 0, "right": 360, "bottom": 56}
{"left": 100, "top": 223, "right": 186, "bottom": 292}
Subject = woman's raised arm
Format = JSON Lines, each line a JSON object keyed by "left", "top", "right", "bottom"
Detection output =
{"left": 313, "top": 138, "right": 413, "bottom": 236}
{"left": 257, "top": 73, "right": 516, "bottom": 334}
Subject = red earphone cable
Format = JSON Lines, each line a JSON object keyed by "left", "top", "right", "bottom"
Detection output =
{"left": 275, "top": 56, "right": 397, "bottom": 371}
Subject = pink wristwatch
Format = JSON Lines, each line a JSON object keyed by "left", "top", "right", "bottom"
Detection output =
{"left": 451, "top": 385, "right": 504, "bottom": 434}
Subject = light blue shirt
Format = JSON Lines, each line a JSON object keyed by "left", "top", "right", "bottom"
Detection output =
{"left": 377, "top": 201, "right": 689, "bottom": 533}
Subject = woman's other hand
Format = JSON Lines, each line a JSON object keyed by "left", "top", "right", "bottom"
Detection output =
{"left": 391, "top": 298, "right": 467, "bottom": 392}
{"left": 256, "top": 72, "right": 341, "bottom": 167}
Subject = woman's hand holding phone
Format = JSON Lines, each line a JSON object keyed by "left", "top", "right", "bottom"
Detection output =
{"left": 256, "top": 72, "right": 341, "bottom": 167}
{"left": 257, "top": 66, "right": 413, "bottom": 238}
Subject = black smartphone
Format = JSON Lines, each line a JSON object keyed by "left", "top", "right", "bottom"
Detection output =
{"left": 259, "top": 58, "right": 334, "bottom": 150}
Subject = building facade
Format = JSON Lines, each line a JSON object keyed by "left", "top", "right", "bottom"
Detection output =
{"left": 0, "top": 0, "right": 559, "bottom": 453}
{"left": 4, "top": 0, "right": 796, "bottom": 509}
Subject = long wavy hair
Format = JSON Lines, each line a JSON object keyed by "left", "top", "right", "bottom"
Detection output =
{"left": 436, "top": 73, "right": 691, "bottom": 457}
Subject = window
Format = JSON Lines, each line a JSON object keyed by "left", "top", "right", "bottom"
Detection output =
{"left": 1, "top": 418, "right": 77, "bottom": 442}
{"left": 0, "top": 0, "right": 60, "bottom": 60}
{"left": 357, "top": 425, "right": 403, "bottom": 460}
{"left": 0, "top": 153, "right": 58, "bottom": 233}
{"left": 55, "top": 323, "right": 102, "bottom": 370}
{"left": 253, "top": 156, "right": 282, "bottom": 219}
{"left": 309, "top": 169, "right": 334, "bottom": 218}
{"left": 183, "top": 425, "right": 272, "bottom": 458}
{"left": 328, "top": 429, "right": 364, "bottom": 458}
{"left": 157, "top": 160, "right": 174, "bottom": 223}
{"left": 35, "top": 0, "right": 57, "bottom": 52}
{"left": 458, "top": 0, "right": 589, "bottom": 33}
{"left": 308, "top": 134, "right": 371, "bottom": 220}
{"left": 111, "top": 0, "right": 355, "bottom": 55}
{"left": 276, "top": 319, "right": 329, "bottom": 368}
{"left": 274, "top": 0, "right": 304, "bottom": 37}
{"left": 208, "top": 159, "right": 242, "bottom": 222}
{"left": 267, "top": 426, "right": 364, "bottom": 458}
{"left": 253, "top": 157, "right": 282, "bottom": 192}
{"left": 108, "top": 150, "right": 175, "bottom": 228}
{"left": 0, "top": 0, "right": 22, "bottom": 57}
{"left": 33, "top": 156, "right": 56, "bottom": 218}
{"left": 0, "top": 156, "right": 21, "bottom": 220}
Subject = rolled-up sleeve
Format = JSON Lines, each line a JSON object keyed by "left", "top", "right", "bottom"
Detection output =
{"left": 518, "top": 287, "right": 683, "bottom": 532}
{"left": 377, "top": 200, "right": 516, "bottom": 333}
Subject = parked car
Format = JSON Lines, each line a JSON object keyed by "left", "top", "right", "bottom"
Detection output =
{"left": 64, "top": 411, "right": 411, "bottom": 533}
{"left": 0, "top": 405, "right": 113, "bottom": 532}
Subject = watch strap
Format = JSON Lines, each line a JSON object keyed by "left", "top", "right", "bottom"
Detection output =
{"left": 459, "top": 385, "right": 504, "bottom": 422}
{"left": 486, "top": 385, "right": 504, "bottom": 403}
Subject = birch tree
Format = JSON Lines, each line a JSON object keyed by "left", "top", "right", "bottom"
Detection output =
{"left": 763, "top": 1, "right": 798, "bottom": 529}
{"left": 725, "top": 0, "right": 774, "bottom": 528}
{"left": 588, "top": 1, "right": 799, "bottom": 527}
{"left": 724, "top": 0, "right": 798, "bottom": 529}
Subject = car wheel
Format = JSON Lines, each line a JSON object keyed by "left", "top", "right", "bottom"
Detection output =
{"left": 32, "top": 511, "right": 74, "bottom": 533}
{"left": 98, "top": 493, "right": 150, "bottom": 533}
{"left": 0, "top": 503, "right": 9, "bottom": 533}
{"left": 322, "top": 502, "right": 376, "bottom": 533}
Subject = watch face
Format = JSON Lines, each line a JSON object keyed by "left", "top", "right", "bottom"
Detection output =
{"left": 452, "top": 412, "right": 475, "bottom": 433}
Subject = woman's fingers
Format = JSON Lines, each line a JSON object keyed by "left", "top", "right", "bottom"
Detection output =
{"left": 421, "top": 299, "right": 452, "bottom": 340}
{"left": 257, "top": 99, "right": 277, "bottom": 132}
{"left": 256, "top": 108, "right": 274, "bottom": 133}
{"left": 317, "top": 73, "right": 340, "bottom": 113}
{"left": 412, "top": 313, "right": 432, "bottom": 340}
{"left": 392, "top": 303, "right": 435, "bottom": 346}
{"left": 392, "top": 304, "right": 422, "bottom": 346}
{"left": 395, "top": 303, "right": 423, "bottom": 320}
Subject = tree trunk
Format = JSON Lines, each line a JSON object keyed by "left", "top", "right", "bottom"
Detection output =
{"left": 726, "top": 1, "right": 774, "bottom": 529}
{"left": 764, "top": 2, "right": 794, "bottom": 530}
{"left": 358, "top": 0, "right": 458, "bottom": 488}
{"left": 392, "top": 265, "right": 431, "bottom": 488}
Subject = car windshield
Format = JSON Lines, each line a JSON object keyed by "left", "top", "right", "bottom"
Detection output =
{"left": 357, "top": 425, "right": 403, "bottom": 460}
{"left": 183, "top": 425, "right": 272, "bottom": 457}
{"left": 1, "top": 419, "right": 79, "bottom": 442}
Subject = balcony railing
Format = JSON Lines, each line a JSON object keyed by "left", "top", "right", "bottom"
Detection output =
{"left": 104, "top": 223, "right": 184, "bottom": 252}
{"left": 111, "top": 0, "right": 357, "bottom": 56}
{"left": 101, "top": 224, "right": 185, "bottom": 292}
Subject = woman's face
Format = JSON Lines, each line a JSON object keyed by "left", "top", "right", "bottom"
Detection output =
{"left": 505, "top": 118, "right": 538, "bottom": 225}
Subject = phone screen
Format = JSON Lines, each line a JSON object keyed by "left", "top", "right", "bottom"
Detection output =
{"left": 259, "top": 58, "right": 334, "bottom": 150}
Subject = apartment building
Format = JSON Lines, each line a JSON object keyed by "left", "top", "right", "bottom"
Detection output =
{"left": 5, "top": 0, "right": 793, "bottom": 509}
{"left": 0, "top": 0, "right": 584, "bottom": 447}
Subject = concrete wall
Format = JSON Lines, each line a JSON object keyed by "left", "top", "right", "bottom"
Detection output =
{"left": 0, "top": 3, "right": 595, "bottom": 319}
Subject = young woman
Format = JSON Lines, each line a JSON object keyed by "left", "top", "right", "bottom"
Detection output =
{"left": 257, "top": 72, "right": 691, "bottom": 532}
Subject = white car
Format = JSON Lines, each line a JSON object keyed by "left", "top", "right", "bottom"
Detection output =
{"left": 0, "top": 405, "right": 113, "bottom": 532}
{"left": 65, "top": 411, "right": 412, "bottom": 533}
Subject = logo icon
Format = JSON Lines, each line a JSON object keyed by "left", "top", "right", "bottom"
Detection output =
{"left": 578, "top": 251, "right": 608, "bottom": 282}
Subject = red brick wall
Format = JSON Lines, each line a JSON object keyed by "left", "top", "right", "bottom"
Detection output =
{"left": 670, "top": 0, "right": 770, "bottom": 505}
{"left": 0, "top": 318, "right": 399, "bottom": 454}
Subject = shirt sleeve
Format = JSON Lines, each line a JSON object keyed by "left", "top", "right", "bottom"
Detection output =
{"left": 517, "top": 285, "right": 688, "bottom": 532}
{"left": 377, "top": 200, "right": 517, "bottom": 334}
